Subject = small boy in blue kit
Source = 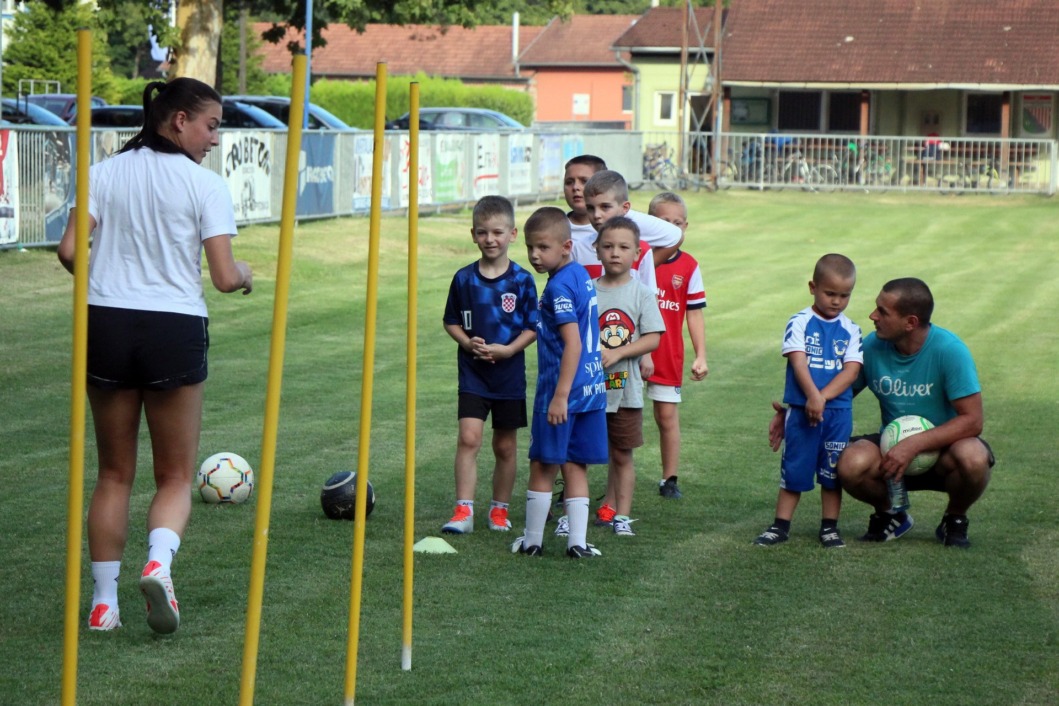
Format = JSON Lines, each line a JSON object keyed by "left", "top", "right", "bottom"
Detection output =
{"left": 441, "top": 195, "right": 539, "bottom": 534}
{"left": 755, "top": 254, "right": 863, "bottom": 548}
{"left": 511, "top": 206, "right": 609, "bottom": 558}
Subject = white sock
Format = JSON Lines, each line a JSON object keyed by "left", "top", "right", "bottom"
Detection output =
{"left": 91, "top": 561, "right": 121, "bottom": 607}
{"left": 524, "top": 490, "right": 551, "bottom": 548}
{"left": 147, "top": 527, "right": 181, "bottom": 573}
{"left": 457, "top": 499, "right": 474, "bottom": 513}
{"left": 490, "top": 500, "right": 508, "bottom": 510}
{"left": 565, "top": 496, "right": 590, "bottom": 549}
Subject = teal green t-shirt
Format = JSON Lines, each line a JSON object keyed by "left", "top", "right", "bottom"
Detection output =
{"left": 854, "top": 325, "right": 980, "bottom": 430}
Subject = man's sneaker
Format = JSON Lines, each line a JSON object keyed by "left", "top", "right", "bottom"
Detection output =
{"left": 858, "top": 511, "right": 914, "bottom": 542}
{"left": 139, "top": 561, "right": 179, "bottom": 635}
{"left": 613, "top": 516, "right": 637, "bottom": 536}
{"left": 88, "top": 603, "right": 121, "bottom": 631}
{"left": 819, "top": 527, "right": 846, "bottom": 548}
{"left": 488, "top": 506, "right": 511, "bottom": 532}
{"left": 441, "top": 505, "right": 473, "bottom": 534}
{"left": 935, "top": 514, "right": 971, "bottom": 548}
{"left": 753, "top": 525, "right": 789, "bottom": 546}
{"left": 659, "top": 476, "right": 682, "bottom": 499}
{"left": 553, "top": 515, "right": 570, "bottom": 537}
{"left": 510, "top": 534, "right": 542, "bottom": 556}
{"left": 566, "top": 544, "right": 602, "bottom": 559}
{"left": 594, "top": 503, "right": 617, "bottom": 527}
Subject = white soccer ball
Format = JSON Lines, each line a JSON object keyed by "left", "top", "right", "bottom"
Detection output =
{"left": 880, "top": 415, "right": 938, "bottom": 476}
{"left": 197, "top": 452, "right": 255, "bottom": 504}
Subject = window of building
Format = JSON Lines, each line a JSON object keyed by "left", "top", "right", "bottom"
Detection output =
{"left": 622, "top": 85, "right": 633, "bottom": 113}
{"left": 965, "top": 93, "right": 1003, "bottom": 135}
{"left": 827, "top": 92, "right": 861, "bottom": 132}
{"left": 654, "top": 91, "right": 676, "bottom": 126}
{"left": 777, "top": 91, "right": 822, "bottom": 131}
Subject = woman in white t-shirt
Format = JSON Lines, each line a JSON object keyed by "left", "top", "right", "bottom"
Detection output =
{"left": 58, "top": 78, "right": 252, "bottom": 635}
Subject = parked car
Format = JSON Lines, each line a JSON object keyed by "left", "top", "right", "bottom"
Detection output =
{"left": 387, "top": 107, "right": 525, "bottom": 131}
{"left": 24, "top": 93, "right": 108, "bottom": 123}
{"left": 86, "top": 105, "right": 146, "bottom": 128}
{"left": 221, "top": 100, "right": 286, "bottom": 129}
{"left": 224, "top": 95, "right": 353, "bottom": 130}
{"left": 86, "top": 101, "right": 287, "bottom": 130}
{"left": 1, "top": 98, "right": 71, "bottom": 126}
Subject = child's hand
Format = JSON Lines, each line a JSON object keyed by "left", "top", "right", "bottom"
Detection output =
{"left": 600, "top": 347, "right": 620, "bottom": 368}
{"left": 474, "top": 342, "right": 512, "bottom": 363}
{"left": 768, "top": 401, "right": 786, "bottom": 452}
{"left": 468, "top": 337, "right": 494, "bottom": 362}
{"left": 804, "top": 392, "right": 825, "bottom": 426}
{"left": 639, "top": 352, "right": 655, "bottom": 379}
{"left": 690, "top": 356, "right": 708, "bottom": 381}
{"left": 547, "top": 395, "right": 568, "bottom": 425}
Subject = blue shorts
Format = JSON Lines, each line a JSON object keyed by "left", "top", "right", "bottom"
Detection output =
{"left": 528, "top": 407, "right": 608, "bottom": 466}
{"left": 780, "top": 406, "right": 852, "bottom": 493}
{"left": 87, "top": 305, "right": 208, "bottom": 390}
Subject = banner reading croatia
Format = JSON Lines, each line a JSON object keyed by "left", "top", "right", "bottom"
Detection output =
{"left": 222, "top": 132, "right": 273, "bottom": 221}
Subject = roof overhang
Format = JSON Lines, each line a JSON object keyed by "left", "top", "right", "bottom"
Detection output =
{"left": 724, "top": 81, "right": 1059, "bottom": 91}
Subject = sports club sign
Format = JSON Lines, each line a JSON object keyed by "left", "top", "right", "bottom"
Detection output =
{"left": 221, "top": 132, "right": 272, "bottom": 221}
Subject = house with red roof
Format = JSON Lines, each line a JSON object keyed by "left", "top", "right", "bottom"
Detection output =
{"left": 612, "top": 6, "right": 721, "bottom": 135}
{"left": 255, "top": 21, "right": 543, "bottom": 89}
{"left": 516, "top": 14, "right": 639, "bottom": 128}
{"left": 720, "top": 0, "right": 1059, "bottom": 140}
{"left": 254, "top": 15, "right": 641, "bottom": 128}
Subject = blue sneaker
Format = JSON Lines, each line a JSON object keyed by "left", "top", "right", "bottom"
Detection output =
{"left": 858, "top": 511, "right": 914, "bottom": 542}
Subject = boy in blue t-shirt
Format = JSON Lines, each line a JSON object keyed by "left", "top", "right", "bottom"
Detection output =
{"left": 511, "top": 206, "right": 608, "bottom": 558}
{"left": 441, "top": 196, "right": 539, "bottom": 535}
{"left": 755, "top": 254, "right": 863, "bottom": 548}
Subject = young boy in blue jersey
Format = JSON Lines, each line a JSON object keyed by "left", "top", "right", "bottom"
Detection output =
{"left": 442, "top": 195, "right": 539, "bottom": 534}
{"left": 511, "top": 206, "right": 609, "bottom": 558}
{"left": 755, "top": 254, "right": 863, "bottom": 548}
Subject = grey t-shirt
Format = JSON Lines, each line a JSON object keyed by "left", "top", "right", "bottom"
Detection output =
{"left": 595, "top": 278, "right": 666, "bottom": 412}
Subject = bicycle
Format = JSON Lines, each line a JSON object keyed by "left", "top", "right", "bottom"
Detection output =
{"left": 774, "top": 148, "right": 839, "bottom": 192}
{"left": 638, "top": 143, "right": 682, "bottom": 190}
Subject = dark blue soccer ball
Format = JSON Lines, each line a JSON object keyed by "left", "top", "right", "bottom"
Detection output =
{"left": 321, "top": 471, "right": 375, "bottom": 520}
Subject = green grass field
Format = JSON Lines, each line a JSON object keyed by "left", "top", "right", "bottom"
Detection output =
{"left": 2, "top": 190, "right": 1058, "bottom": 705}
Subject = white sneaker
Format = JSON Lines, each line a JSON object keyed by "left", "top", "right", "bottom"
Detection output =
{"left": 613, "top": 515, "right": 637, "bottom": 536}
{"left": 441, "top": 505, "right": 474, "bottom": 534}
{"left": 88, "top": 603, "right": 122, "bottom": 631}
{"left": 553, "top": 515, "right": 570, "bottom": 537}
{"left": 139, "top": 561, "right": 180, "bottom": 635}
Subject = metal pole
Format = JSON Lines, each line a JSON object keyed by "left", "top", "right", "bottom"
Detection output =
{"left": 304, "top": 0, "right": 312, "bottom": 130}
{"left": 711, "top": 0, "right": 724, "bottom": 189}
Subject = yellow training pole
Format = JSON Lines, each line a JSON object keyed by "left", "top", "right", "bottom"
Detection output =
{"left": 401, "top": 82, "right": 420, "bottom": 672}
{"left": 61, "top": 28, "right": 93, "bottom": 706}
{"left": 344, "top": 61, "right": 387, "bottom": 706}
{"left": 238, "top": 53, "right": 308, "bottom": 706}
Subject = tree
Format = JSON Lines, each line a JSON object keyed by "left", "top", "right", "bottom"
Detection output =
{"left": 2, "top": 1, "right": 118, "bottom": 100}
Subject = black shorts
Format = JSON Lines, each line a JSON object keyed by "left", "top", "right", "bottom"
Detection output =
{"left": 87, "top": 305, "right": 209, "bottom": 391}
{"left": 851, "top": 432, "right": 996, "bottom": 491}
{"left": 457, "top": 393, "right": 527, "bottom": 429}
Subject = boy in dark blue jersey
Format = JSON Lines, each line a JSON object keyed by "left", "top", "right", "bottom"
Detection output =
{"left": 755, "top": 254, "right": 863, "bottom": 548}
{"left": 442, "top": 196, "right": 539, "bottom": 534}
{"left": 511, "top": 207, "right": 608, "bottom": 558}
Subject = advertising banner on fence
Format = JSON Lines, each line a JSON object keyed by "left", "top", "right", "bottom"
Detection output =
{"left": 0, "top": 130, "right": 19, "bottom": 245}
{"left": 433, "top": 133, "right": 467, "bottom": 203}
{"left": 222, "top": 132, "right": 273, "bottom": 221}
{"left": 297, "top": 133, "right": 336, "bottom": 217}
{"left": 43, "top": 131, "right": 75, "bottom": 242}
{"left": 473, "top": 134, "right": 500, "bottom": 199}
{"left": 508, "top": 133, "right": 533, "bottom": 195}
{"left": 562, "top": 135, "right": 585, "bottom": 165}
{"left": 353, "top": 134, "right": 391, "bottom": 211}
{"left": 399, "top": 133, "right": 433, "bottom": 208}
{"left": 538, "top": 135, "right": 562, "bottom": 193}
